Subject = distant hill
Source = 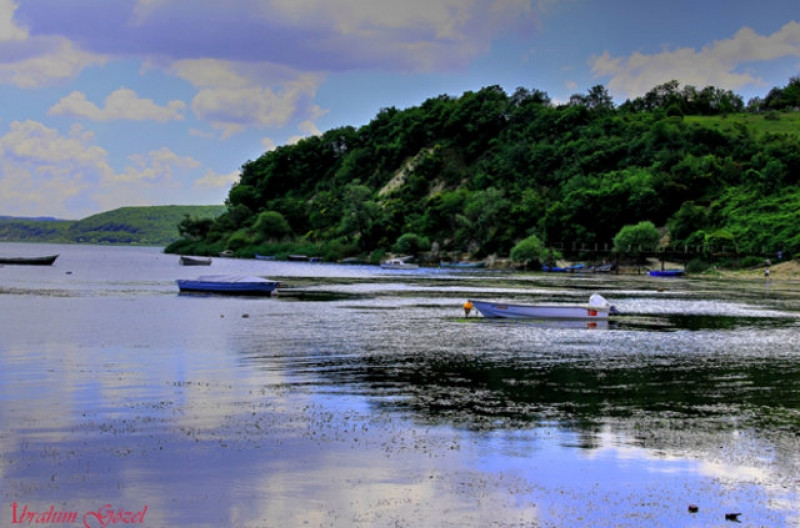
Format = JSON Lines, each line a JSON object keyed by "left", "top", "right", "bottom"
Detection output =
{"left": 0, "top": 205, "right": 225, "bottom": 246}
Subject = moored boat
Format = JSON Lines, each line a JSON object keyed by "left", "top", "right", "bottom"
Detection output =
{"left": 179, "top": 255, "right": 212, "bottom": 266}
{"left": 467, "top": 293, "right": 617, "bottom": 320}
{"left": 176, "top": 275, "right": 280, "bottom": 296}
{"left": 0, "top": 254, "right": 58, "bottom": 266}
{"left": 542, "top": 263, "right": 585, "bottom": 272}
{"left": 380, "top": 258, "right": 419, "bottom": 270}
{"left": 648, "top": 269, "right": 684, "bottom": 277}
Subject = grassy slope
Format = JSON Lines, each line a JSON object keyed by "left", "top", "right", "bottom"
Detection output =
{"left": 0, "top": 205, "right": 225, "bottom": 246}
{"left": 685, "top": 112, "right": 800, "bottom": 138}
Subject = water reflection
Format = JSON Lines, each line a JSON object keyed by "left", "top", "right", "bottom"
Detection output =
{"left": 3, "top": 245, "right": 800, "bottom": 527}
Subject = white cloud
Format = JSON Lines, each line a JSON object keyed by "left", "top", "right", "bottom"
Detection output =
{"left": 261, "top": 137, "right": 277, "bottom": 152}
{"left": 591, "top": 21, "right": 800, "bottom": 99}
{"left": 0, "top": 0, "right": 27, "bottom": 41}
{"left": 0, "top": 120, "right": 210, "bottom": 217}
{"left": 0, "top": 120, "right": 112, "bottom": 217}
{"left": 48, "top": 88, "right": 186, "bottom": 122}
{"left": 118, "top": 147, "right": 201, "bottom": 183}
{"left": 287, "top": 120, "right": 322, "bottom": 145}
{"left": 169, "top": 58, "right": 324, "bottom": 138}
{"left": 0, "top": 37, "right": 107, "bottom": 88}
{"left": 0, "top": 2, "right": 105, "bottom": 88}
{"left": 194, "top": 169, "right": 240, "bottom": 189}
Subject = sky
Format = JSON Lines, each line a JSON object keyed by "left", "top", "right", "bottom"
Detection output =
{"left": 0, "top": 0, "right": 798, "bottom": 219}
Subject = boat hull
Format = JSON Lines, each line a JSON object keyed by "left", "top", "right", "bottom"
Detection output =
{"left": 0, "top": 254, "right": 58, "bottom": 265}
{"left": 648, "top": 270, "right": 684, "bottom": 277}
{"left": 380, "top": 263, "right": 419, "bottom": 269}
{"left": 468, "top": 299, "right": 611, "bottom": 320}
{"left": 176, "top": 276, "right": 279, "bottom": 296}
{"left": 179, "top": 256, "right": 212, "bottom": 266}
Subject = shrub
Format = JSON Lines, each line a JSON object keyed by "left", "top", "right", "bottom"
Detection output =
{"left": 510, "top": 235, "right": 555, "bottom": 268}
{"left": 613, "top": 221, "right": 661, "bottom": 254}
{"left": 392, "top": 233, "right": 431, "bottom": 254}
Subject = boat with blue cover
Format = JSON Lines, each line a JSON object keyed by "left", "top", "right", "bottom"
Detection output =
{"left": 648, "top": 269, "right": 684, "bottom": 277}
{"left": 176, "top": 275, "right": 280, "bottom": 295}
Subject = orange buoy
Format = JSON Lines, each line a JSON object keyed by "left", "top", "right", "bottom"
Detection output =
{"left": 463, "top": 301, "right": 473, "bottom": 317}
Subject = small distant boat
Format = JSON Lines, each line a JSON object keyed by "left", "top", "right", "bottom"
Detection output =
{"left": 255, "top": 254, "right": 275, "bottom": 261}
{"left": 589, "top": 262, "right": 617, "bottom": 273}
{"left": 440, "top": 260, "right": 487, "bottom": 268}
{"left": 380, "top": 258, "right": 419, "bottom": 270}
{"left": 467, "top": 293, "right": 617, "bottom": 320}
{"left": 176, "top": 275, "right": 280, "bottom": 296}
{"left": 542, "top": 263, "right": 585, "bottom": 272}
{"left": 0, "top": 254, "right": 58, "bottom": 266}
{"left": 287, "top": 254, "right": 309, "bottom": 261}
{"left": 179, "top": 256, "right": 212, "bottom": 266}
{"left": 648, "top": 269, "right": 684, "bottom": 277}
{"left": 219, "top": 250, "right": 234, "bottom": 258}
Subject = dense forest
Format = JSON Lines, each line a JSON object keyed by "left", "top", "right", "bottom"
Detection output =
{"left": 167, "top": 77, "right": 800, "bottom": 267}
{"left": 0, "top": 205, "right": 224, "bottom": 246}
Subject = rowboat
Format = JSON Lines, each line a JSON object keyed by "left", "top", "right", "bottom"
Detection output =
{"left": 176, "top": 275, "right": 280, "bottom": 296}
{"left": 542, "top": 263, "right": 585, "bottom": 272}
{"left": 648, "top": 269, "right": 684, "bottom": 277}
{"left": 0, "top": 254, "right": 58, "bottom": 266}
{"left": 467, "top": 293, "right": 617, "bottom": 320}
{"left": 179, "top": 256, "right": 212, "bottom": 266}
{"left": 380, "top": 258, "right": 419, "bottom": 270}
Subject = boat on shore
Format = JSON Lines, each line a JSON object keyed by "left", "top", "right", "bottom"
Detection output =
{"left": 648, "top": 269, "right": 684, "bottom": 277}
{"left": 179, "top": 256, "right": 212, "bottom": 266}
{"left": 542, "top": 263, "right": 585, "bottom": 272}
{"left": 467, "top": 293, "right": 617, "bottom": 320}
{"left": 380, "top": 258, "right": 419, "bottom": 270}
{"left": 176, "top": 275, "right": 280, "bottom": 296}
{"left": 0, "top": 254, "right": 58, "bottom": 266}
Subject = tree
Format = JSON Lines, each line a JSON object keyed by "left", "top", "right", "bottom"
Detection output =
{"left": 613, "top": 221, "right": 661, "bottom": 255}
{"left": 510, "top": 235, "right": 558, "bottom": 268}
{"left": 392, "top": 233, "right": 431, "bottom": 255}
{"left": 178, "top": 215, "right": 213, "bottom": 240}
{"left": 338, "top": 183, "right": 386, "bottom": 249}
{"left": 253, "top": 211, "right": 291, "bottom": 241}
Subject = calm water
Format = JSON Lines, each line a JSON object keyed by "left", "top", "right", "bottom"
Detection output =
{"left": 1, "top": 243, "right": 799, "bottom": 527}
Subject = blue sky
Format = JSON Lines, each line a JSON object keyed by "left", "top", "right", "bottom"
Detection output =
{"left": 1, "top": 0, "right": 798, "bottom": 219}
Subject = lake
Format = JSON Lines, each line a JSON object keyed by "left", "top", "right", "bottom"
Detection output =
{"left": 1, "top": 243, "right": 799, "bottom": 527}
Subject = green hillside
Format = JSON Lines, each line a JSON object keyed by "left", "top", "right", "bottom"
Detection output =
{"left": 165, "top": 77, "right": 800, "bottom": 266}
{"left": 0, "top": 205, "right": 224, "bottom": 246}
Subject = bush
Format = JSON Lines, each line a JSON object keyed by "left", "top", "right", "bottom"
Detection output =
{"left": 253, "top": 211, "right": 292, "bottom": 241}
{"left": 392, "top": 233, "right": 431, "bottom": 254}
{"left": 510, "top": 235, "right": 554, "bottom": 268}
{"left": 613, "top": 221, "right": 661, "bottom": 254}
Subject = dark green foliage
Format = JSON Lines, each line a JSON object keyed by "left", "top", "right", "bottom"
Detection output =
{"left": 510, "top": 235, "right": 555, "bottom": 268}
{"left": 253, "top": 211, "right": 292, "bottom": 241}
{"left": 392, "top": 233, "right": 431, "bottom": 255}
{"left": 167, "top": 78, "right": 800, "bottom": 260}
{"left": 613, "top": 221, "right": 661, "bottom": 255}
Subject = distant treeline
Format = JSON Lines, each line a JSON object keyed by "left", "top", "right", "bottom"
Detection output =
{"left": 0, "top": 205, "right": 224, "bottom": 246}
{"left": 154, "top": 76, "right": 798, "bottom": 263}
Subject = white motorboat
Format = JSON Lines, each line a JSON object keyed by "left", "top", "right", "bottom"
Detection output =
{"left": 467, "top": 293, "right": 617, "bottom": 320}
